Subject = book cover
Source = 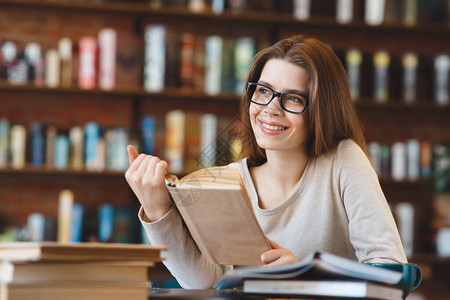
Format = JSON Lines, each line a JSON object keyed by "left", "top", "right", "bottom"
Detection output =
{"left": 0, "top": 242, "right": 165, "bottom": 262}
{"left": 243, "top": 279, "right": 403, "bottom": 300}
{"left": 144, "top": 24, "right": 166, "bottom": 92}
{"left": 214, "top": 251, "right": 403, "bottom": 290}
{"left": 84, "top": 122, "right": 100, "bottom": 172}
{"left": 54, "top": 134, "right": 70, "bottom": 170}
{"left": 141, "top": 115, "right": 156, "bottom": 155}
{"left": 71, "top": 203, "right": 84, "bottom": 243}
{"left": 165, "top": 165, "right": 271, "bottom": 266}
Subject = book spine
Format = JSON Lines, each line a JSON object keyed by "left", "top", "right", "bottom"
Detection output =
{"left": 402, "top": 52, "right": 419, "bottom": 104}
{"left": 144, "top": 24, "right": 166, "bottom": 92}
{"left": 395, "top": 202, "right": 415, "bottom": 257}
{"left": 84, "top": 122, "right": 100, "bottom": 171}
{"left": 234, "top": 37, "right": 255, "bottom": 94}
{"left": 0, "top": 118, "right": 10, "bottom": 168}
{"left": 59, "top": 37, "right": 73, "bottom": 88}
{"left": 403, "top": 0, "right": 418, "bottom": 27}
{"left": 380, "top": 145, "right": 391, "bottom": 178}
{"left": 1, "top": 41, "right": 18, "bottom": 83}
{"left": 141, "top": 115, "right": 156, "bottom": 155}
{"left": 391, "top": 142, "right": 406, "bottom": 182}
{"left": 7, "top": 45, "right": 28, "bottom": 85}
{"left": 204, "top": 35, "right": 223, "bottom": 96}
{"left": 78, "top": 36, "right": 97, "bottom": 90}
{"left": 211, "top": 0, "right": 225, "bottom": 14}
{"left": 200, "top": 113, "right": 218, "bottom": 168}
{"left": 30, "top": 122, "right": 45, "bottom": 168}
{"left": 98, "top": 28, "right": 117, "bottom": 90}
{"left": 45, "top": 49, "right": 60, "bottom": 88}
{"left": 368, "top": 141, "right": 381, "bottom": 176}
{"left": 58, "top": 189, "right": 74, "bottom": 243}
{"left": 420, "top": 141, "right": 432, "bottom": 179}
{"left": 293, "top": 0, "right": 311, "bottom": 21}
{"left": 69, "top": 126, "right": 84, "bottom": 171}
{"left": 193, "top": 35, "right": 205, "bottom": 92}
{"left": 10, "top": 124, "right": 26, "bottom": 169}
{"left": 434, "top": 54, "right": 450, "bottom": 105}
{"left": 373, "top": 50, "right": 390, "bottom": 103}
{"left": 165, "top": 110, "right": 186, "bottom": 173}
{"left": 71, "top": 203, "right": 84, "bottom": 243}
{"left": 346, "top": 48, "right": 362, "bottom": 101}
{"left": 98, "top": 203, "right": 114, "bottom": 242}
{"left": 113, "top": 206, "right": 136, "bottom": 243}
{"left": 180, "top": 32, "right": 195, "bottom": 90}
{"left": 336, "top": 0, "right": 353, "bottom": 24}
{"left": 111, "top": 128, "right": 129, "bottom": 171}
{"left": 188, "top": 0, "right": 206, "bottom": 13}
{"left": 45, "top": 125, "right": 57, "bottom": 169}
{"left": 54, "top": 134, "right": 70, "bottom": 170}
{"left": 27, "top": 212, "right": 45, "bottom": 242}
{"left": 365, "top": 0, "right": 386, "bottom": 25}
{"left": 221, "top": 37, "right": 235, "bottom": 92}
{"left": 24, "top": 43, "right": 44, "bottom": 87}
{"left": 407, "top": 139, "right": 420, "bottom": 181}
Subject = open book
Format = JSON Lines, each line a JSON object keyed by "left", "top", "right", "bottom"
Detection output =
{"left": 165, "top": 165, "right": 271, "bottom": 266}
{"left": 214, "top": 251, "right": 403, "bottom": 290}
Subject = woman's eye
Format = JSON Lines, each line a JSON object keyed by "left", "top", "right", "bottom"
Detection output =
{"left": 287, "top": 95, "right": 304, "bottom": 104}
{"left": 257, "top": 87, "right": 270, "bottom": 95}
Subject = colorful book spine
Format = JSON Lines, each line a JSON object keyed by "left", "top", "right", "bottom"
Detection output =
{"left": 98, "top": 28, "right": 117, "bottom": 90}
{"left": 78, "top": 36, "right": 97, "bottom": 90}
{"left": 54, "top": 134, "right": 70, "bottom": 170}
{"left": 45, "top": 125, "right": 57, "bottom": 169}
{"left": 180, "top": 33, "right": 195, "bottom": 90}
{"left": 402, "top": 52, "right": 419, "bottom": 104}
{"left": 59, "top": 37, "right": 73, "bottom": 88}
{"left": 420, "top": 141, "right": 432, "bottom": 179}
{"left": 69, "top": 126, "right": 84, "bottom": 171}
{"left": 84, "top": 122, "right": 100, "bottom": 171}
{"left": 45, "top": 49, "right": 60, "bottom": 88}
{"left": 141, "top": 115, "right": 156, "bottom": 155}
{"left": 71, "top": 203, "right": 84, "bottom": 243}
{"left": 165, "top": 110, "right": 186, "bottom": 173}
{"left": 0, "top": 118, "right": 10, "bottom": 168}
{"left": 98, "top": 203, "right": 114, "bottom": 242}
{"left": 193, "top": 35, "right": 205, "bottom": 91}
{"left": 10, "top": 124, "right": 26, "bottom": 169}
{"left": 373, "top": 50, "right": 390, "bottom": 103}
{"left": 58, "top": 189, "right": 74, "bottom": 243}
{"left": 204, "top": 35, "right": 223, "bottom": 96}
{"left": 346, "top": 49, "right": 362, "bottom": 101}
{"left": 234, "top": 37, "right": 255, "bottom": 94}
{"left": 221, "top": 37, "right": 235, "bottom": 93}
{"left": 144, "top": 24, "right": 166, "bottom": 92}
{"left": 434, "top": 54, "right": 450, "bottom": 105}
{"left": 30, "top": 122, "right": 45, "bottom": 168}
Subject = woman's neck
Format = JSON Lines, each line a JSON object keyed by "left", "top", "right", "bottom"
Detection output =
{"left": 263, "top": 150, "right": 309, "bottom": 189}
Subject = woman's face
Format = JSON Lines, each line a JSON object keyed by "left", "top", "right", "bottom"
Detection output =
{"left": 249, "top": 59, "right": 310, "bottom": 155}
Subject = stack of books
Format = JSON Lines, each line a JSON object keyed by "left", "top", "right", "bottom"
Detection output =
{"left": 0, "top": 242, "right": 165, "bottom": 300}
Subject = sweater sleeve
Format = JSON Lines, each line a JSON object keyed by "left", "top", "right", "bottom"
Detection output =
{"left": 335, "top": 140, "right": 408, "bottom": 264}
{"left": 138, "top": 206, "right": 224, "bottom": 288}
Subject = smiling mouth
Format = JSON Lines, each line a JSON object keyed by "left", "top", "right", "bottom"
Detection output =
{"left": 261, "top": 122, "right": 287, "bottom": 131}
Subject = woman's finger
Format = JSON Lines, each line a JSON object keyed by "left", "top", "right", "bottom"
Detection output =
{"left": 127, "top": 145, "right": 140, "bottom": 165}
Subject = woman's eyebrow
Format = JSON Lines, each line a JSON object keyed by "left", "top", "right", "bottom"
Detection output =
{"left": 258, "top": 80, "right": 308, "bottom": 95}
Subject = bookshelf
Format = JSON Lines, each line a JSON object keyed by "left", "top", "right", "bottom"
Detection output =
{"left": 0, "top": 0, "right": 449, "bottom": 298}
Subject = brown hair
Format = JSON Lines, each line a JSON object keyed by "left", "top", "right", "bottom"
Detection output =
{"left": 239, "top": 34, "right": 367, "bottom": 166}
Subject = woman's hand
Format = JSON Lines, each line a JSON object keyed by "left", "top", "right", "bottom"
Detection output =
{"left": 261, "top": 238, "right": 299, "bottom": 267}
{"left": 125, "top": 145, "right": 172, "bottom": 222}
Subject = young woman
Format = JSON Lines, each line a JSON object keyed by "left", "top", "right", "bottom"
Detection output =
{"left": 125, "top": 34, "right": 407, "bottom": 288}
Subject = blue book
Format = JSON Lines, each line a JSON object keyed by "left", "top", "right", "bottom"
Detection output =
{"left": 71, "top": 203, "right": 84, "bottom": 243}
{"left": 142, "top": 115, "right": 155, "bottom": 155}
{"left": 54, "top": 135, "right": 69, "bottom": 170}
{"left": 30, "top": 122, "right": 45, "bottom": 168}
{"left": 0, "top": 118, "right": 10, "bottom": 167}
{"left": 113, "top": 206, "right": 136, "bottom": 244}
{"left": 84, "top": 122, "right": 100, "bottom": 171}
{"left": 98, "top": 203, "right": 114, "bottom": 242}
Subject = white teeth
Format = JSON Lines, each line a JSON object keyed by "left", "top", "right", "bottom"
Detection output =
{"left": 262, "top": 122, "right": 286, "bottom": 131}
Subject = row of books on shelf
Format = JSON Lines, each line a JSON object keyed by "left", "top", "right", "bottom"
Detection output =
{"left": 150, "top": 0, "right": 450, "bottom": 27}
{"left": 2, "top": 29, "right": 449, "bottom": 106}
{"left": 367, "top": 139, "right": 445, "bottom": 183}
{"left": 0, "top": 112, "right": 240, "bottom": 174}
{"left": 0, "top": 189, "right": 141, "bottom": 245}
{"left": 0, "top": 241, "right": 165, "bottom": 299}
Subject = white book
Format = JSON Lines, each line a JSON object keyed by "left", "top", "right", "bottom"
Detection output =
{"left": 336, "top": 0, "right": 353, "bottom": 24}
{"left": 391, "top": 142, "right": 407, "bottom": 182}
{"left": 243, "top": 280, "right": 403, "bottom": 300}
{"left": 58, "top": 189, "right": 74, "bottom": 244}
{"left": 144, "top": 24, "right": 166, "bottom": 92}
{"left": 10, "top": 124, "right": 27, "bottom": 169}
{"left": 395, "top": 202, "right": 414, "bottom": 258}
{"left": 293, "top": 0, "right": 311, "bottom": 21}
{"left": 365, "top": 0, "right": 386, "bottom": 25}
{"left": 45, "top": 49, "right": 60, "bottom": 88}
{"left": 200, "top": 113, "right": 218, "bottom": 168}
{"left": 434, "top": 54, "right": 450, "bottom": 105}
{"left": 98, "top": 28, "right": 117, "bottom": 90}
{"left": 204, "top": 35, "right": 223, "bottom": 96}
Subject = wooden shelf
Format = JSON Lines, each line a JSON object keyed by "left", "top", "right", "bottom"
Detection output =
{"left": 0, "top": 166, "right": 125, "bottom": 177}
{"left": 0, "top": 0, "right": 448, "bottom": 37}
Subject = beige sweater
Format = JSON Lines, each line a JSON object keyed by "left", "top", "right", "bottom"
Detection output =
{"left": 139, "top": 139, "right": 407, "bottom": 288}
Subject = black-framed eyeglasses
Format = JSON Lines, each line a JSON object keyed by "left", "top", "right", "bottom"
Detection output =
{"left": 246, "top": 82, "right": 309, "bottom": 114}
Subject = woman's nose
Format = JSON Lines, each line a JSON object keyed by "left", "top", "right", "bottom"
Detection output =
{"left": 263, "top": 95, "right": 284, "bottom": 115}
